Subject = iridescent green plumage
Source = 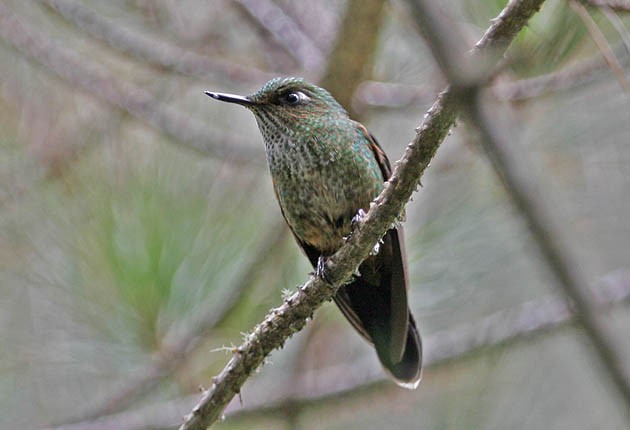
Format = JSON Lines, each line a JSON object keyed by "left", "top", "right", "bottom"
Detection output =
{"left": 206, "top": 77, "right": 422, "bottom": 387}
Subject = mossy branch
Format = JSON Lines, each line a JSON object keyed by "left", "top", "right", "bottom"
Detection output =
{"left": 179, "top": 1, "right": 548, "bottom": 429}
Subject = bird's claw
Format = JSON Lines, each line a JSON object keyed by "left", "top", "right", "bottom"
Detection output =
{"left": 351, "top": 208, "right": 367, "bottom": 227}
{"left": 316, "top": 256, "right": 332, "bottom": 284}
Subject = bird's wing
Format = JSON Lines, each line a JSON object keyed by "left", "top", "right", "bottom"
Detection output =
{"left": 332, "top": 122, "right": 410, "bottom": 362}
{"left": 353, "top": 121, "right": 392, "bottom": 179}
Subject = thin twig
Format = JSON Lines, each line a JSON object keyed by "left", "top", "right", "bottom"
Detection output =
{"left": 0, "top": 2, "right": 263, "bottom": 165}
{"left": 569, "top": 0, "right": 630, "bottom": 92}
{"left": 278, "top": 2, "right": 341, "bottom": 52}
{"left": 319, "top": 0, "right": 387, "bottom": 116}
{"left": 359, "top": 42, "right": 630, "bottom": 106}
{"left": 408, "top": 0, "right": 630, "bottom": 417}
{"left": 584, "top": 0, "right": 630, "bottom": 11}
{"left": 42, "top": 0, "right": 273, "bottom": 83}
{"left": 232, "top": 0, "right": 325, "bottom": 76}
{"left": 493, "top": 42, "right": 630, "bottom": 100}
{"left": 600, "top": 7, "right": 630, "bottom": 58}
{"left": 466, "top": 93, "right": 630, "bottom": 415}
{"left": 177, "top": 1, "right": 548, "bottom": 428}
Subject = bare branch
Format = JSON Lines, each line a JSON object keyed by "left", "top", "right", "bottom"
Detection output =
{"left": 407, "top": 0, "right": 630, "bottom": 416}
{"left": 493, "top": 42, "right": 630, "bottom": 100}
{"left": 569, "top": 0, "right": 630, "bottom": 92}
{"left": 319, "top": 0, "right": 387, "bottom": 117}
{"left": 177, "top": 1, "right": 548, "bottom": 428}
{"left": 599, "top": 6, "right": 630, "bottom": 58}
{"left": 278, "top": 2, "right": 341, "bottom": 52}
{"left": 584, "top": 0, "right": 630, "bottom": 11}
{"left": 359, "top": 41, "right": 630, "bottom": 106}
{"left": 0, "top": 2, "right": 264, "bottom": 165}
{"left": 232, "top": 0, "right": 325, "bottom": 76}
{"left": 43, "top": 0, "right": 273, "bottom": 83}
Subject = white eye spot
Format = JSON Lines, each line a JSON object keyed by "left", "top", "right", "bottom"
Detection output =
{"left": 283, "top": 91, "right": 309, "bottom": 106}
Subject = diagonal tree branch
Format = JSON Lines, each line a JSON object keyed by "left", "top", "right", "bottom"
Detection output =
{"left": 493, "top": 41, "right": 630, "bottom": 100}
{"left": 407, "top": 0, "right": 630, "bottom": 417}
{"left": 358, "top": 39, "right": 630, "bottom": 107}
{"left": 584, "top": 0, "right": 630, "bottom": 11}
{"left": 42, "top": 0, "right": 273, "bottom": 83}
{"left": 569, "top": 0, "right": 630, "bottom": 92}
{"left": 178, "top": 1, "right": 548, "bottom": 429}
{"left": 319, "top": 0, "right": 387, "bottom": 117}
{"left": 0, "top": 2, "right": 263, "bottom": 165}
{"left": 232, "top": 0, "right": 326, "bottom": 76}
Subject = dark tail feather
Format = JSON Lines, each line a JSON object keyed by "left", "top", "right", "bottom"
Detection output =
{"left": 334, "top": 273, "right": 423, "bottom": 389}
{"left": 379, "top": 314, "right": 422, "bottom": 388}
{"left": 332, "top": 227, "right": 422, "bottom": 389}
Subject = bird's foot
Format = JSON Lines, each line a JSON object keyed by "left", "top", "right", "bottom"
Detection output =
{"left": 351, "top": 208, "right": 367, "bottom": 228}
{"left": 316, "top": 255, "right": 332, "bottom": 284}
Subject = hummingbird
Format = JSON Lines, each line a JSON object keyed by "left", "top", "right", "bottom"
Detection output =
{"left": 206, "top": 77, "right": 422, "bottom": 388}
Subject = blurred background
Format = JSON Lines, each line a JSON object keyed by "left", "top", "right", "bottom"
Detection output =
{"left": 1, "top": 0, "right": 629, "bottom": 429}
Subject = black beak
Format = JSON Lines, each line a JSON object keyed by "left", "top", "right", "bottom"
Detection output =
{"left": 205, "top": 91, "right": 255, "bottom": 107}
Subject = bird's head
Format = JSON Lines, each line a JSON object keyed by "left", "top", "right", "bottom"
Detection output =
{"left": 206, "top": 77, "right": 348, "bottom": 133}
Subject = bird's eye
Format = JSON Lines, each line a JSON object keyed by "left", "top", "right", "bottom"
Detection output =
{"left": 282, "top": 91, "right": 307, "bottom": 106}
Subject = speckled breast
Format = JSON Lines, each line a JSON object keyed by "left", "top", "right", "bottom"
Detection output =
{"left": 265, "top": 132, "right": 384, "bottom": 253}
